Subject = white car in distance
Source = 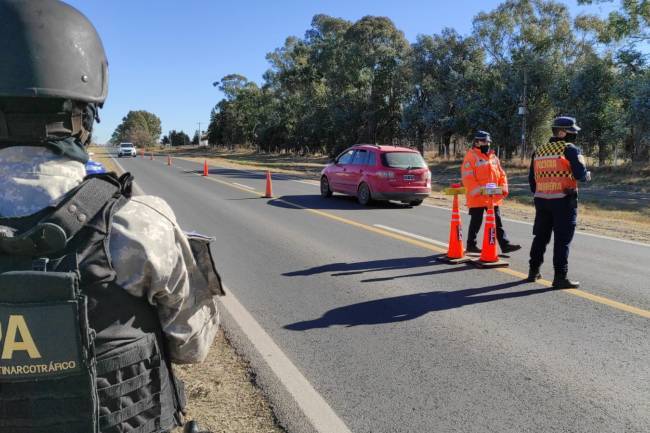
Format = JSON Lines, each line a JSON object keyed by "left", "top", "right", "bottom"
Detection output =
{"left": 117, "top": 142, "right": 137, "bottom": 158}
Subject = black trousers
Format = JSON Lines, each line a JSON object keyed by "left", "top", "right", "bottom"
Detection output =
{"left": 528, "top": 196, "right": 578, "bottom": 273}
{"left": 467, "top": 206, "right": 510, "bottom": 248}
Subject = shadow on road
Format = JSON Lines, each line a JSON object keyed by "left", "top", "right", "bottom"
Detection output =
{"left": 270, "top": 195, "right": 411, "bottom": 211}
{"left": 284, "top": 255, "right": 445, "bottom": 277}
{"left": 284, "top": 281, "right": 553, "bottom": 330}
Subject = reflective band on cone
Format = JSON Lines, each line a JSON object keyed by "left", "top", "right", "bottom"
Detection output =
{"left": 479, "top": 205, "right": 499, "bottom": 262}
{"left": 446, "top": 194, "right": 464, "bottom": 259}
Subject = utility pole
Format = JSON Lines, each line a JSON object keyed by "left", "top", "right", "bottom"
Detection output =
{"left": 197, "top": 122, "right": 201, "bottom": 146}
{"left": 518, "top": 68, "right": 528, "bottom": 162}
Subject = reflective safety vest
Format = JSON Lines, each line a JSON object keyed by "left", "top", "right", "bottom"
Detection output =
{"left": 461, "top": 147, "right": 508, "bottom": 208}
{"left": 533, "top": 141, "right": 577, "bottom": 199}
{"left": 0, "top": 174, "right": 187, "bottom": 433}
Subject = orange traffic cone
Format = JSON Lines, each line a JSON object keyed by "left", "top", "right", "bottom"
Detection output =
{"left": 202, "top": 160, "right": 209, "bottom": 177}
{"left": 473, "top": 201, "right": 508, "bottom": 268}
{"left": 167, "top": 155, "right": 172, "bottom": 166}
{"left": 439, "top": 194, "right": 470, "bottom": 264}
{"left": 140, "top": 148, "right": 145, "bottom": 157}
{"left": 262, "top": 170, "right": 273, "bottom": 198}
{"left": 149, "top": 152, "right": 154, "bottom": 161}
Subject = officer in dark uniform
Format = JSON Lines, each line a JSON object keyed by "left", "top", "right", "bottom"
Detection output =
{"left": 527, "top": 116, "right": 590, "bottom": 288}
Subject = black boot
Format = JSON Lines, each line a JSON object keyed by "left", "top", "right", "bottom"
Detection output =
{"left": 501, "top": 243, "right": 522, "bottom": 253}
{"left": 552, "top": 271, "right": 580, "bottom": 289}
{"left": 184, "top": 421, "right": 212, "bottom": 433}
{"left": 526, "top": 266, "right": 542, "bottom": 282}
{"left": 466, "top": 243, "right": 481, "bottom": 254}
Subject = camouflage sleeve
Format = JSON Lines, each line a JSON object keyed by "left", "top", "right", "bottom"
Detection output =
{"left": 109, "top": 195, "right": 220, "bottom": 364}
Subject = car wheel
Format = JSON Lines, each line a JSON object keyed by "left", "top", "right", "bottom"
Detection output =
{"left": 357, "top": 183, "right": 372, "bottom": 206}
{"left": 409, "top": 199, "right": 424, "bottom": 206}
{"left": 320, "top": 176, "right": 333, "bottom": 198}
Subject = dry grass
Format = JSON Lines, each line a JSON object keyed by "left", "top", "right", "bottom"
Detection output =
{"left": 173, "top": 331, "right": 285, "bottom": 433}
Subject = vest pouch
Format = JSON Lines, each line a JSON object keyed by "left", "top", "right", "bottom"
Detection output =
{"left": 185, "top": 231, "right": 225, "bottom": 296}
{"left": 0, "top": 271, "right": 98, "bottom": 433}
{"left": 96, "top": 333, "right": 166, "bottom": 433}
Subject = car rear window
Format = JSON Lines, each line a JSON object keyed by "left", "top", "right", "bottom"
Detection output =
{"left": 381, "top": 152, "right": 426, "bottom": 169}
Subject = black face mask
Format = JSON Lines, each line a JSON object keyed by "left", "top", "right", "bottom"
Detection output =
{"left": 564, "top": 132, "right": 577, "bottom": 143}
{"left": 479, "top": 144, "right": 490, "bottom": 154}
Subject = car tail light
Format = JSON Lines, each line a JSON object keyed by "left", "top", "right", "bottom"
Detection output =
{"left": 376, "top": 171, "right": 395, "bottom": 179}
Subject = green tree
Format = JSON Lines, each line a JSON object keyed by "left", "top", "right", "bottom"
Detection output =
{"left": 110, "top": 110, "right": 162, "bottom": 148}
{"left": 560, "top": 53, "right": 626, "bottom": 164}
{"left": 405, "top": 29, "right": 485, "bottom": 155}
{"left": 473, "top": 0, "right": 577, "bottom": 158}
{"left": 576, "top": 0, "right": 650, "bottom": 45}
{"left": 168, "top": 130, "right": 191, "bottom": 147}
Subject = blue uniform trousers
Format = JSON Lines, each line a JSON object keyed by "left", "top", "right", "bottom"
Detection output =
{"left": 529, "top": 196, "right": 578, "bottom": 273}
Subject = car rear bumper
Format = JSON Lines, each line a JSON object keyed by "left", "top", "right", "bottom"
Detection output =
{"left": 372, "top": 191, "right": 430, "bottom": 202}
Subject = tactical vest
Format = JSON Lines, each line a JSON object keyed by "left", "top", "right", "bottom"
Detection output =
{"left": 533, "top": 141, "right": 577, "bottom": 199}
{"left": 0, "top": 173, "right": 185, "bottom": 433}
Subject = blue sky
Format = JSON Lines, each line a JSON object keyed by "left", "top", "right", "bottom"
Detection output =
{"left": 65, "top": 0, "right": 617, "bottom": 144}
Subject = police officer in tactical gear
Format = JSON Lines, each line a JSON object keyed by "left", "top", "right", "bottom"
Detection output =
{"left": 461, "top": 130, "right": 521, "bottom": 254}
{"left": 527, "top": 116, "right": 590, "bottom": 289}
{"left": 0, "top": 1, "right": 220, "bottom": 432}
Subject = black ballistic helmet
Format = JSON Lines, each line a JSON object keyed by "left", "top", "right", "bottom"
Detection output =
{"left": 551, "top": 116, "right": 581, "bottom": 133}
{"left": 0, "top": 0, "right": 108, "bottom": 105}
{"left": 473, "top": 130, "right": 492, "bottom": 143}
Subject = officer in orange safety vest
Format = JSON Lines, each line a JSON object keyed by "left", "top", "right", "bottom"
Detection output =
{"left": 461, "top": 131, "right": 521, "bottom": 254}
{"left": 527, "top": 116, "right": 590, "bottom": 289}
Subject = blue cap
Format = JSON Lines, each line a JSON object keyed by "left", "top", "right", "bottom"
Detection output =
{"left": 552, "top": 116, "right": 581, "bottom": 133}
{"left": 474, "top": 130, "right": 492, "bottom": 142}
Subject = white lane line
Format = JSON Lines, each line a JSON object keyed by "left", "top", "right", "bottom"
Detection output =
{"left": 116, "top": 159, "right": 351, "bottom": 432}
{"left": 219, "top": 288, "right": 353, "bottom": 433}
{"left": 294, "top": 179, "right": 320, "bottom": 186}
{"left": 374, "top": 224, "right": 448, "bottom": 248}
{"left": 232, "top": 182, "right": 255, "bottom": 190}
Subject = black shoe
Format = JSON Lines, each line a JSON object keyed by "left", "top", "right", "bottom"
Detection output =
{"left": 552, "top": 273, "right": 580, "bottom": 289}
{"left": 501, "top": 243, "right": 522, "bottom": 253}
{"left": 526, "top": 267, "right": 542, "bottom": 282}
{"left": 466, "top": 244, "right": 481, "bottom": 254}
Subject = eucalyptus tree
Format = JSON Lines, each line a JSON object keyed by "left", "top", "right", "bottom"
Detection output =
{"left": 473, "top": 0, "right": 577, "bottom": 158}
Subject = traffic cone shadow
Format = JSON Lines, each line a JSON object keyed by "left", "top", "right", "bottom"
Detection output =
{"left": 262, "top": 170, "right": 273, "bottom": 198}
{"left": 471, "top": 204, "right": 509, "bottom": 268}
{"left": 438, "top": 194, "right": 471, "bottom": 264}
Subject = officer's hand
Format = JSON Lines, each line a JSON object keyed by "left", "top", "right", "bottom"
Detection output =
{"left": 563, "top": 188, "right": 577, "bottom": 196}
{"left": 585, "top": 171, "right": 592, "bottom": 182}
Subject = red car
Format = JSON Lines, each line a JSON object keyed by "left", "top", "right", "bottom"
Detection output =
{"left": 320, "top": 144, "right": 431, "bottom": 206}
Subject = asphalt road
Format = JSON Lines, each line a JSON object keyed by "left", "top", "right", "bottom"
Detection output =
{"left": 118, "top": 154, "right": 649, "bottom": 433}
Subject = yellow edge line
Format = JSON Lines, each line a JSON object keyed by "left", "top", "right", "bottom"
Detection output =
{"left": 196, "top": 170, "right": 650, "bottom": 320}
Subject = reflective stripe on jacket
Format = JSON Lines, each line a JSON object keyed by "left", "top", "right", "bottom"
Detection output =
{"left": 461, "top": 147, "right": 508, "bottom": 208}
{"left": 533, "top": 141, "right": 577, "bottom": 199}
